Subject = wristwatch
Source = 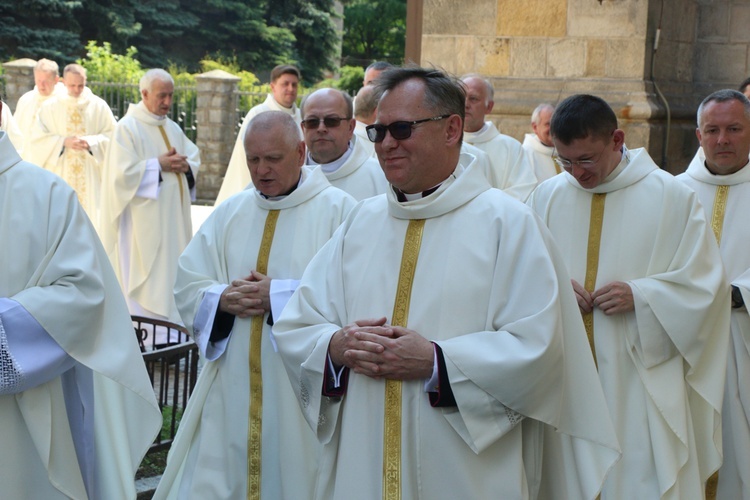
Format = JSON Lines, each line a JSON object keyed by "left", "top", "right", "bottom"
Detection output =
{"left": 731, "top": 285, "right": 745, "bottom": 309}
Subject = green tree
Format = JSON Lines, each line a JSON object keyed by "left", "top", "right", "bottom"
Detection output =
{"left": 342, "top": 0, "right": 406, "bottom": 66}
{"left": 264, "top": 0, "right": 339, "bottom": 82}
{"left": 0, "top": 0, "right": 82, "bottom": 63}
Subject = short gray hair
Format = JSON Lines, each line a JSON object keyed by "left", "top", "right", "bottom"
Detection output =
{"left": 460, "top": 74, "right": 494, "bottom": 103}
{"left": 697, "top": 89, "right": 750, "bottom": 129}
{"left": 245, "top": 111, "right": 302, "bottom": 148}
{"left": 140, "top": 69, "right": 174, "bottom": 93}
{"left": 531, "top": 103, "right": 554, "bottom": 125}
{"left": 34, "top": 58, "right": 59, "bottom": 76}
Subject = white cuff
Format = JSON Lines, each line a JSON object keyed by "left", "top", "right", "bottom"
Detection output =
{"left": 423, "top": 344, "right": 439, "bottom": 392}
{"left": 194, "top": 284, "right": 230, "bottom": 361}
{"left": 135, "top": 158, "right": 161, "bottom": 199}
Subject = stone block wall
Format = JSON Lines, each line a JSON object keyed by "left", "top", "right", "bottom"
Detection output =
{"left": 420, "top": 0, "right": 750, "bottom": 173}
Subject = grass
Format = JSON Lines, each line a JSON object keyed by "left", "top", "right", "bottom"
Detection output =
{"left": 136, "top": 405, "right": 184, "bottom": 480}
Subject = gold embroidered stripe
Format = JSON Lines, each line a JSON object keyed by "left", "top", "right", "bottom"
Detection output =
{"left": 247, "top": 209, "right": 280, "bottom": 500}
{"left": 711, "top": 185, "right": 729, "bottom": 244}
{"left": 158, "top": 125, "right": 185, "bottom": 203}
{"left": 554, "top": 162, "right": 561, "bottom": 175}
{"left": 383, "top": 219, "right": 426, "bottom": 500}
{"left": 583, "top": 193, "right": 606, "bottom": 366}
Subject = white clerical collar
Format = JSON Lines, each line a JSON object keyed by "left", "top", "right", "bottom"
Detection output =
{"left": 306, "top": 142, "right": 354, "bottom": 173}
{"left": 603, "top": 145, "right": 631, "bottom": 183}
{"left": 257, "top": 172, "right": 306, "bottom": 201}
{"left": 141, "top": 105, "right": 168, "bottom": 121}
{"left": 703, "top": 159, "right": 750, "bottom": 176}
{"left": 465, "top": 122, "right": 490, "bottom": 138}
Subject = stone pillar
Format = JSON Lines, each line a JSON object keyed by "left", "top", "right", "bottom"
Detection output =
{"left": 195, "top": 69, "right": 240, "bottom": 203}
{"left": 2, "top": 58, "right": 36, "bottom": 111}
{"left": 420, "top": 0, "right": 744, "bottom": 173}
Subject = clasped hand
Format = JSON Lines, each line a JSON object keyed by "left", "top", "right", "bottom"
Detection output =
{"left": 219, "top": 271, "right": 271, "bottom": 318}
{"left": 158, "top": 147, "right": 190, "bottom": 173}
{"left": 572, "top": 279, "right": 634, "bottom": 315}
{"left": 328, "top": 317, "right": 434, "bottom": 380}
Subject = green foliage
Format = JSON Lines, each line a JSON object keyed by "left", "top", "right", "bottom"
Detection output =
{"left": 77, "top": 41, "right": 143, "bottom": 83}
{"left": 342, "top": 0, "right": 406, "bottom": 66}
{"left": 315, "top": 65, "right": 363, "bottom": 95}
{"left": 0, "top": 0, "right": 83, "bottom": 63}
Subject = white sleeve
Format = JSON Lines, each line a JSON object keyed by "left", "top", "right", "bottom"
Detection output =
{"left": 135, "top": 158, "right": 161, "bottom": 199}
{"left": 268, "top": 279, "right": 300, "bottom": 352}
{"left": 193, "top": 284, "right": 230, "bottom": 361}
{"left": 0, "top": 298, "right": 75, "bottom": 394}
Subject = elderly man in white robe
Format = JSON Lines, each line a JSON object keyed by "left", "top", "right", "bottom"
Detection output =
{"left": 528, "top": 94, "right": 730, "bottom": 499}
{"left": 678, "top": 89, "right": 750, "bottom": 500}
{"left": 14, "top": 58, "right": 64, "bottom": 159}
{"left": 301, "top": 88, "right": 387, "bottom": 200}
{"left": 100, "top": 68, "right": 200, "bottom": 330}
{"left": 154, "top": 112, "right": 355, "bottom": 499}
{"left": 0, "top": 130, "right": 161, "bottom": 499}
{"left": 215, "top": 64, "right": 302, "bottom": 205}
{"left": 522, "top": 103, "right": 559, "bottom": 182}
{"left": 460, "top": 73, "right": 537, "bottom": 201}
{"left": 274, "top": 67, "right": 621, "bottom": 500}
{"left": 28, "top": 64, "right": 116, "bottom": 223}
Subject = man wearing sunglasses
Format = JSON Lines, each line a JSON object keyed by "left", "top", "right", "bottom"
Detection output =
{"left": 461, "top": 74, "right": 538, "bottom": 201}
{"left": 275, "top": 67, "right": 620, "bottom": 499}
{"left": 528, "top": 94, "right": 729, "bottom": 499}
{"left": 216, "top": 64, "right": 302, "bottom": 206}
{"left": 301, "top": 88, "right": 387, "bottom": 200}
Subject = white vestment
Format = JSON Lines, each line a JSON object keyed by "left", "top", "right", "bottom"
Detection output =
{"left": 463, "top": 121, "right": 537, "bottom": 201}
{"left": 353, "top": 120, "right": 375, "bottom": 157}
{"left": 528, "top": 147, "right": 730, "bottom": 499}
{"left": 0, "top": 132, "right": 161, "bottom": 499}
{"left": 0, "top": 101, "right": 23, "bottom": 153}
{"left": 522, "top": 132, "right": 559, "bottom": 182}
{"left": 28, "top": 88, "right": 116, "bottom": 222}
{"left": 308, "top": 135, "right": 388, "bottom": 200}
{"left": 215, "top": 94, "right": 301, "bottom": 205}
{"left": 679, "top": 156, "right": 750, "bottom": 500}
{"left": 155, "top": 167, "right": 355, "bottom": 499}
{"left": 274, "top": 154, "right": 620, "bottom": 500}
{"left": 14, "top": 84, "right": 65, "bottom": 160}
{"left": 100, "top": 101, "right": 200, "bottom": 324}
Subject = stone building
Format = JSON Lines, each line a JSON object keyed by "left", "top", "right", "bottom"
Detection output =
{"left": 412, "top": 0, "right": 750, "bottom": 173}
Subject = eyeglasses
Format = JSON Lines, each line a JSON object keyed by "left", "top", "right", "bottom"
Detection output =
{"left": 552, "top": 155, "right": 599, "bottom": 171}
{"left": 366, "top": 115, "right": 450, "bottom": 143}
{"left": 301, "top": 116, "right": 349, "bottom": 129}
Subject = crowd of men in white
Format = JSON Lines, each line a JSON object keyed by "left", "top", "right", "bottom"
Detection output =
{"left": 1, "top": 56, "right": 749, "bottom": 500}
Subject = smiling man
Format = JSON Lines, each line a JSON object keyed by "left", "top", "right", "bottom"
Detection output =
{"left": 28, "top": 64, "right": 116, "bottom": 223}
{"left": 155, "top": 111, "right": 354, "bottom": 499}
{"left": 274, "top": 67, "right": 620, "bottom": 500}
{"left": 301, "top": 88, "right": 387, "bottom": 200}
{"left": 216, "top": 65, "right": 303, "bottom": 205}
{"left": 528, "top": 93, "right": 730, "bottom": 499}
{"left": 100, "top": 68, "right": 200, "bottom": 332}
{"left": 679, "top": 89, "right": 750, "bottom": 499}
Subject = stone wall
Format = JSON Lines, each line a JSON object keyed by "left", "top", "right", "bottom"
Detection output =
{"left": 420, "top": 0, "right": 750, "bottom": 174}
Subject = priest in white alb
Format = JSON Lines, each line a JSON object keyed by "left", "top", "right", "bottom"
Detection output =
{"left": 274, "top": 67, "right": 621, "bottom": 500}
{"left": 215, "top": 65, "right": 302, "bottom": 205}
{"left": 100, "top": 68, "right": 200, "bottom": 327}
{"left": 301, "top": 88, "right": 387, "bottom": 200}
{"left": 678, "top": 89, "right": 750, "bottom": 500}
{"left": 14, "top": 58, "right": 65, "bottom": 159}
{"left": 0, "top": 99, "right": 23, "bottom": 153}
{"left": 28, "top": 64, "right": 116, "bottom": 224}
{"left": 154, "top": 112, "right": 355, "bottom": 499}
{"left": 0, "top": 130, "right": 161, "bottom": 499}
{"left": 460, "top": 74, "right": 537, "bottom": 201}
{"left": 528, "top": 94, "right": 730, "bottom": 499}
{"left": 522, "top": 103, "right": 560, "bottom": 182}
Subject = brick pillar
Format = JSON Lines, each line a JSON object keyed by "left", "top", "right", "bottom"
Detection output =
{"left": 195, "top": 69, "right": 240, "bottom": 203}
{"left": 2, "top": 58, "right": 36, "bottom": 111}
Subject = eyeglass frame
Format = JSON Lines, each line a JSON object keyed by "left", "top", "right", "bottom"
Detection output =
{"left": 552, "top": 132, "right": 615, "bottom": 171}
{"left": 300, "top": 115, "right": 351, "bottom": 129}
{"left": 365, "top": 115, "right": 451, "bottom": 143}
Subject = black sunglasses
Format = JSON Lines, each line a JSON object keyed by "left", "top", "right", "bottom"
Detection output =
{"left": 366, "top": 115, "right": 450, "bottom": 143}
{"left": 301, "top": 116, "right": 348, "bottom": 129}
